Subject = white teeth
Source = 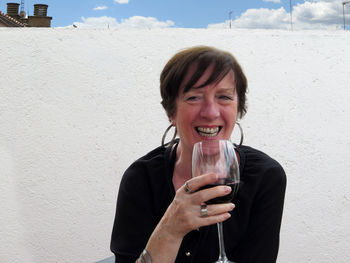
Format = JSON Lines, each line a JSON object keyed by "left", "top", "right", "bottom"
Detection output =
{"left": 196, "top": 127, "right": 219, "bottom": 137}
{"left": 197, "top": 127, "right": 219, "bottom": 133}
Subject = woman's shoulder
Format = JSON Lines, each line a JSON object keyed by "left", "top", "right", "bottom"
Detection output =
{"left": 131, "top": 145, "right": 168, "bottom": 167}
{"left": 238, "top": 145, "right": 286, "bottom": 183}
{"left": 239, "top": 145, "right": 282, "bottom": 167}
{"left": 119, "top": 145, "right": 174, "bottom": 210}
{"left": 122, "top": 145, "right": 169, "bottom": 181}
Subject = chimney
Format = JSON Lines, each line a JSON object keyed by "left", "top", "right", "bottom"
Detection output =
{"left": 7, "top": 3, "right": 20, "bottom": 18}
{"left": 27, "top": 4, "right": 52, "bottom": 27}
{"left": 34, "top": 4, "right": 48, "bottom": 17}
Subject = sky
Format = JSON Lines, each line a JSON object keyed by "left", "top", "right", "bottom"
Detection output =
{"left": 0, "top": 0, "right": 349, "bottom": 30}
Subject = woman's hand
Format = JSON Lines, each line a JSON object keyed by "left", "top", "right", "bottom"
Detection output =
{"left": 144, "top": 173, "right": 235, "bottom": 263}
{"left": 159, "top": 172, "right": 235, "bottom": 239}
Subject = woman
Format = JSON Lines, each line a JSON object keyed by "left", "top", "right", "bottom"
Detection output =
{"left": 111, "top": 46, "right": 286, "bottom": 263}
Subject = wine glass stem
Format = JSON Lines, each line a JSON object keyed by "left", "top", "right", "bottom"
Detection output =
{"left": 217, "top": 222, "right": 228, "bottom": 261}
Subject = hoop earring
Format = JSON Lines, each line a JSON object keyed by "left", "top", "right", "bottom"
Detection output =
{"left": 232, "top": 122, "right": 244, "bottom": 148}
{"left": 161, "top": 124, "right": 177, "bottom": 147}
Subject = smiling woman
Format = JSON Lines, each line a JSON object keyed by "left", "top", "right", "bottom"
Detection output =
{"left": 110, "top": 46, "right": 286, "bottom": 263}
{"left": 160, "top": 47, "right": 246, "bottom": 169}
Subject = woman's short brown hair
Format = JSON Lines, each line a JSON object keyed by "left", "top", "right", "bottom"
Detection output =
{"left": 160, "top": 46, "right": 247, "bottom": 120}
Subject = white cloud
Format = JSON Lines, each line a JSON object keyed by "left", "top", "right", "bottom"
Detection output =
{"left": 207, "top": 21, "right": 229, "bottom": 29}
{"left": 114, "top": 0, "right": 129, "bottom": 4}
{"left": 72, "top": 16, "right": 119, "bottom": 28}
{"left": 208, "top": 0, "right": 347, "bottom": 30}
{"left": 118, "top": 16, "right": 174, "bottom": 28}
{"left": 235, "top": 7, "right": 289, "bottom": 29}
{"left": 93, "top": 6, "right": 108, "bottom": 11}
{"left": 263, "top": 0, "right": 281, "bottom": 3}
{"left": 209, "top": 7, "right": 290, "bottom": 29}
{"left": 71, "top": 16, "right": 174, "bottom": 29}
{"left": 293, "top": 1, "right": 342, "bottom": 24}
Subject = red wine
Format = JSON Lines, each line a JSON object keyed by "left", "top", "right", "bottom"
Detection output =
{"left": 198, "top": 183, "right": 239, "bottom": 205}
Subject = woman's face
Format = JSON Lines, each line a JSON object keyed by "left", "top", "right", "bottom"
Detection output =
{"left": 170, "top": 65, "right": 238, "bottom": 156}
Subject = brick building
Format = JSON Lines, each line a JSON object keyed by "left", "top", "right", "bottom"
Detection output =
{"left": 0, "top": 2, "right": 52, "bottom": 27}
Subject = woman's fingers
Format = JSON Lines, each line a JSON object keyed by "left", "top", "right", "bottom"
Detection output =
{"left": 203, "top": 203, "right": 235, "bottom": 217}
{"left": 170, "top": 174, "right": 236, "bottom": 234}
{"left": 184, "top": 173, "right": 218, "bottom": 193}
{"left": 200, "top": 212, "right": 232, "bottom": 226}
{"left": 165, "top": 187, "right": 235, "bottom": 236}
{"left": 182, "top": 173, "right": 233, "bottom": 204}
{"left": 195, "top": 185, "right": 232, "bottom": 204}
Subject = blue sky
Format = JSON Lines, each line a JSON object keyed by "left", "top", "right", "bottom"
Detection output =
{"left": 0, "top": 0, "right": 348, "bottom": 29}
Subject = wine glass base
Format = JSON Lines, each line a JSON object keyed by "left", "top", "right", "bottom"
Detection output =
{"left": 214, "top": 260, "right": 235, "bottom": 263}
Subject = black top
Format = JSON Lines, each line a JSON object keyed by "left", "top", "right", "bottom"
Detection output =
{"left": 111, "top": 142, "right": 286, "bottom": 263}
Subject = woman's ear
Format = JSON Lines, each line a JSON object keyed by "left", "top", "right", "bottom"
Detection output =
{"left": 169, "top": 117, "right": 176, "bottom": 126}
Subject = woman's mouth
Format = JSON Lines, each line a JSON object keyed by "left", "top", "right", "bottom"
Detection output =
{"left": 195, "top": 126, "right": 222, "bottom": 137}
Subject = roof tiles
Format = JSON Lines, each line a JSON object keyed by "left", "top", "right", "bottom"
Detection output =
{"left": 0, "top": 11, "right": 26, "bottom": 27}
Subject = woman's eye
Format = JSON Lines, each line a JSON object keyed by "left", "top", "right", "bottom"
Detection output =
{"left": 186, "top": 96, "right": 199, "bottom": 101}
{"left": 219, "top": 95, "right": 233, "bottom": 100}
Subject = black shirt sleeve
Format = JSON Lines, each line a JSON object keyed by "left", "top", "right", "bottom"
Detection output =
{"left": 235, "top": 162, "right": 286, "bottom": 263}
{"left": 110, "top": 146, "right": 174, "bottom": 263}
{"left": 227, "top": 145, "right": 287, "bottom": 263}
{"left": 110, "top": 161, "right": 158, "bottom": 263}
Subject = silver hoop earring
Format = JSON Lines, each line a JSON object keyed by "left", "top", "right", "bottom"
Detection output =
{"left": 161, "top": 124, "right": 177, "bottom": 147}
{"left": 232, "top": 122, "right": 244, "bottom": 148}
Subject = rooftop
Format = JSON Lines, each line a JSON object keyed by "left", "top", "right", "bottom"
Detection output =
{"left": 0, "top": 10, "right": 26, "bottom": 27}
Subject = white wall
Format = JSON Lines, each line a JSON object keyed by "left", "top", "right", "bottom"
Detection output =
{"left": 0, "top": 28, "right": 349, "bottom": 263}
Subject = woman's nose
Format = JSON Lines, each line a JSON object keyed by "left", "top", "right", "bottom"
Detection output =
{"left": 200, "top": 99, "right": 220, "bottom": 120}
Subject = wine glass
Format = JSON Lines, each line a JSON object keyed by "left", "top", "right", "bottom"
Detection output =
{"left": 192, "top": 140, "right": 240, "bottom": 263}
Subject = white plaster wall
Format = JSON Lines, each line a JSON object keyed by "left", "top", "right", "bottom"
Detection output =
{"left": 0, "top": 28, "right": 349, "bottom": 263}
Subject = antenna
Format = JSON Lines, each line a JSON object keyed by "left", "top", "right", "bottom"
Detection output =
{"left": 290, "top": 0, "right": 293, "bottom": 31}
{"left": 21, "top": 0, "right": 25, "bottom": 13}
{"left": 19, "top": 0, "right": 27, "bottom": 18}
{"left": 343, "top": 1, "right": 350, "bottom": 30}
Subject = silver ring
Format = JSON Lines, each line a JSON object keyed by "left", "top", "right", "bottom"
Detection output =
{"left": 184, "top": 181, "right": 193, "bottom": 193}
{"left": 200, "top": 204, "right": 208, "bottom": 217}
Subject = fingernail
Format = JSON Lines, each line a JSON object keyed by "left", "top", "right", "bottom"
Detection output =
{"left": 224, "top": 186, "right": 232, "bottom": 193}
{"left": 230, "top": 203, "right": 235, "bottom": 210}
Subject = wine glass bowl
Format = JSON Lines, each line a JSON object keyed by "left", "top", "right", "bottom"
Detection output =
{"left": 192, "top": 140, "right": 240, "bottom": 204}
{"left": 192, "top": 140, "right": 240, "bottom": 263}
